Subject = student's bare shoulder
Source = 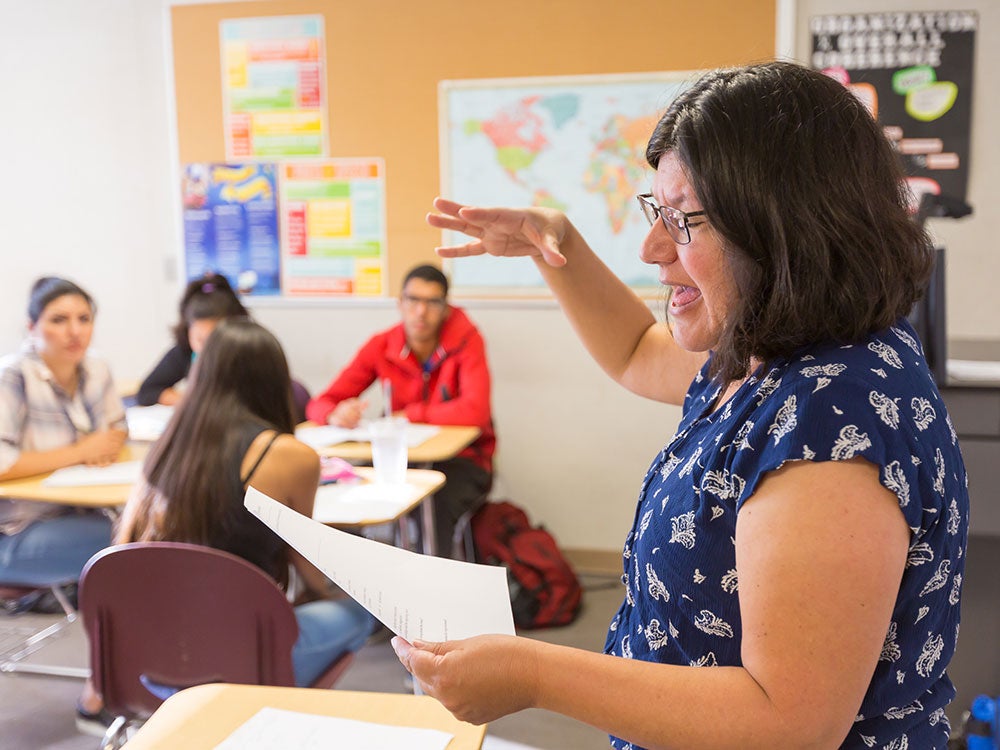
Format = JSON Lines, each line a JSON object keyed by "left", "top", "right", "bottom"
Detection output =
{"left": 265, "top": 433, "right": 320, "bottom": 471}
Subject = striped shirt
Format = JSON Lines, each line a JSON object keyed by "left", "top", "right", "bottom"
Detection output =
{"left": 0, "top": 346, "right": 127, "bottom": 534}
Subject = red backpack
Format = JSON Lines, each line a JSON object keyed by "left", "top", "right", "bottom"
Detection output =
{"left": 471, "top": 500, "right": 583, "bottom": 629}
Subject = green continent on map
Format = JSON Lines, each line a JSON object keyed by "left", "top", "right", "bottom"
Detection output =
{"left": 463, "top": 94, "right": 580, "bottom": 184}
{"left": 583, "top": 113, "right": 659, "bottom": 234}
{"left": 496, "top": 146, "right": 539, "bottom": 173}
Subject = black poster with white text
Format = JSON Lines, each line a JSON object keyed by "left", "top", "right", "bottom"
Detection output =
{"left": 811, "top": 10, "right": 976, "bottom": 207}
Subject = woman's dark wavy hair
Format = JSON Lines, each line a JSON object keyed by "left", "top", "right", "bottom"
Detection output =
{"left": 28, "top": 277, "right": 95, "bottom": 323}
{"left": 172, "top": 273, "right": 249, "bottom": 353}
{"left": 646, "top": 61, "right": 934, "bottom": 382}
{"left": 123, "top": 319, "right": 295, "bottom": 572}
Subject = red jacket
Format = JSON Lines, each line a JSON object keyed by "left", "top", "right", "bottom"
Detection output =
{"left": 306, "top": 306, "right": 495, "bottom": 473}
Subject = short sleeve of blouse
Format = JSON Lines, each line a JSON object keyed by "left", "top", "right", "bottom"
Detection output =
{"left": 0, "top": 359, "right": 26, "bottom": 473}
{"left": 725, "top": 340, "right": 962, "bottom": 536}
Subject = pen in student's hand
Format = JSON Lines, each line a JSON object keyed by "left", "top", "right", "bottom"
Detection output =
{"left": 382, "top": 378, "right": 392, "bottom": 418}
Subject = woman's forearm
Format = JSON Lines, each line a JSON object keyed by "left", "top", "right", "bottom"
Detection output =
{"left": 0, "top": 444, "right": 82, "bottom": 481}
{"left": 529, "top": 640, "right": 845, "bottom": 750}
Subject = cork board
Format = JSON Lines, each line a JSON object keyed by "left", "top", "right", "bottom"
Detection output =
{"left": 171, "top": 0, "right": 775, "bottom": 297}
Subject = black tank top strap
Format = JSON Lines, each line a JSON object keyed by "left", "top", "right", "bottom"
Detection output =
{"left": 240, "top": 430, "right": 282, "bottom": 486}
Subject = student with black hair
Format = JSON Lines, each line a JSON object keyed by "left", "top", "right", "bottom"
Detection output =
{"left": 307, "top": 264, "right": 496, "bottom": 558}
{"left": 0, "top": 276, "right": 126, "bottom": 582}
{"left": 136, "top": 272, "right": 248, "bottom": 407}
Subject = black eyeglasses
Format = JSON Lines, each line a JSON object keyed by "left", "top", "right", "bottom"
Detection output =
{"left": 637, "top": 193, "right": 707, "bottom": 245}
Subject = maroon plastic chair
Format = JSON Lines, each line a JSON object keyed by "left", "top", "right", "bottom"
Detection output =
{"left": 79, "top": 542, "right": 353, "bottom": 747}
{"left": 290, "top": 378, "right": 311, "bottom": 425}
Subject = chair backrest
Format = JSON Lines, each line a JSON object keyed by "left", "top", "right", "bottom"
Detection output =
{"left": 79, "top": 542, "right": 299, "bottom": 719}
{"left": 290, "top": 379, "right": 311, "bottom": 424}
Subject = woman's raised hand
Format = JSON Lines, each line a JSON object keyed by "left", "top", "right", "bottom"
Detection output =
{"left": 426, "top": 197, "right": 569, "bottom": 268}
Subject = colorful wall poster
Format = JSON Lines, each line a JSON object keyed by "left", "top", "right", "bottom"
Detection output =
{"left": 181, "top": 162, "right": 281, "bottom": 296}
{"left": 811, "top": 10, "right": 976, "bottom": 207}
{"left": 440, "top": 72, "right": 699, "bottom": 293}
{"left": 279, "top": 159, "right": 387, "bottom": 296}
{"left": 220, "top": 15, "right": 327, "bottom": 159}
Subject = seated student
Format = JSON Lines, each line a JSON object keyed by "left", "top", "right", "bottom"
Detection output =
{"left": 136, "top": 272, "right": 248, "bottom": 407}
{"left": 76, "top": 318, "right": 373, "bottom": 736}
{"left": 307, "top": 264, "right": 495, "bottom": 558}
{"left": 0, "top": 277, "right": 126, "bottom": 585}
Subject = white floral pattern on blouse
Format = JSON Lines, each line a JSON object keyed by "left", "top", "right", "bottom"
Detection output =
{"left": 604, "top": 320, "right": 968, "bottom": 750}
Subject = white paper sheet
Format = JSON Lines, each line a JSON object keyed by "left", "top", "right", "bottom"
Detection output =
{"left": 125, "top": 404, "right": 175, "bottom": 442}
{"left": 295, "top": 422, "right": 440, "bottom": 450}
{"left": 212, "top": 706, "right": 453, "bottom": 750}
{"left": 41, "top": 460, "right": 143, "bottom": 487}
{"left": 245, "top": 487, "right": 515, "bottom": 642}
{"left": 312, "top": 482, "right": 425, "bottom": 524}
{"left": 295, "top": 425, "right": 366, "bottom": 450}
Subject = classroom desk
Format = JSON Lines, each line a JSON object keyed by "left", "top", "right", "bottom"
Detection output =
{"left": 0, "top": 457, "right": 444, "bottom": 548}
{"left": 311, "top": 423, "right": 481, "bottom": 464}
{"left": 307, "top": 423, "right": 479, "bottom": 556}
{"left": 124, "top": 683, "right": 486, "bottom": 750}
{"left": 0, "top": 445, "right": 146, "bottom": 509}
{"left": 317, "top": 468, "right": 445, "bottom": 552}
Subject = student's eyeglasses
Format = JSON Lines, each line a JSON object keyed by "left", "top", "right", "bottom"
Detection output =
{"left": 401, "top": 294, "right": 447, "bottom": 312}
{"left": 637, "top": 193, "right": 707, "bottom": 245}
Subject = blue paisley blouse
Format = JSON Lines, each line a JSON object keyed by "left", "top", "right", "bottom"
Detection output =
{"left": 604, "top": 319, "right": 968, "bottom": 750}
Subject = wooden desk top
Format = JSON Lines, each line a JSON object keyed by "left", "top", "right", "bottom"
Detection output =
{"left": 314, "top": 423, "right": 481, "bottom": 464}
{"left": 124, "top": 683, "right": 486, "bottom": 749}
{"left": 0, "top": 445, "right": 147, "bottom": 508}
{"left": 314, "top": 467, "right": 446, "bottom": 526}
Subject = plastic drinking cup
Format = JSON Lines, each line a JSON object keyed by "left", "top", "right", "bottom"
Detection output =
{"left": 370, "top": 417, "right": 408, "bottom": 484}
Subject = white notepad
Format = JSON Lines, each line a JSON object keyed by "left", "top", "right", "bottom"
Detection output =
{"left": 41, "top": 461, "right": 143, "bottom": 487}
{"left": 312, "top": 482, "right": 423, "bottom": 524}
{"left": 295, "top": 422, "right": 440, "bottom": 450}
{"left": 213, "top": 707, "right": 453, "bottom": 750}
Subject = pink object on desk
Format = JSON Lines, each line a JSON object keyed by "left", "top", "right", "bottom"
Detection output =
{"left": 320, "top": 456, "right": 360, "bottom": 485}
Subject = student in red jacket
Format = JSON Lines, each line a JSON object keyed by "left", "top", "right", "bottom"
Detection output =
{"left": 307, "top": 264, "right": 495, "bottom": 557}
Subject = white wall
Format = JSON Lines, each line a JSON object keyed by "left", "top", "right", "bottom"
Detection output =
{"left": 0, "top": 0, "right": 178, "bottom": 378}
{"left": 1, "top": 0, "right": 996, "bottom": 553}
{"left": 252, "top": 299, "right": 680, "bottom": 550}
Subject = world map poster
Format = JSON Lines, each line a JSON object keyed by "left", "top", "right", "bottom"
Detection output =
{"left": 439, "top": 72, "right": 700, "bottom": 294}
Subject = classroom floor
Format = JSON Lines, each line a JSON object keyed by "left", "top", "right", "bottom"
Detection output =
{"left": 0, "top": 573, "right": 623, "bottom": 750}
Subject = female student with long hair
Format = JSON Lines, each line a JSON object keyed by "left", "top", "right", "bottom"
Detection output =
{"left": 77, "top": 318, "right": 372, "bottom": 734}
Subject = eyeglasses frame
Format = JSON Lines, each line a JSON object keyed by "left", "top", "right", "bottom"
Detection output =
{"left": 400, "top": 293, "right": 447, "bottom": 312}
{"left": 636, "top": 193, "right": 707, "bottom": 245}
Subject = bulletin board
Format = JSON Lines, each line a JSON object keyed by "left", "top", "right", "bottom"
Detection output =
{"left": 170, "top": 0, "right": 776, "bottom": 298}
